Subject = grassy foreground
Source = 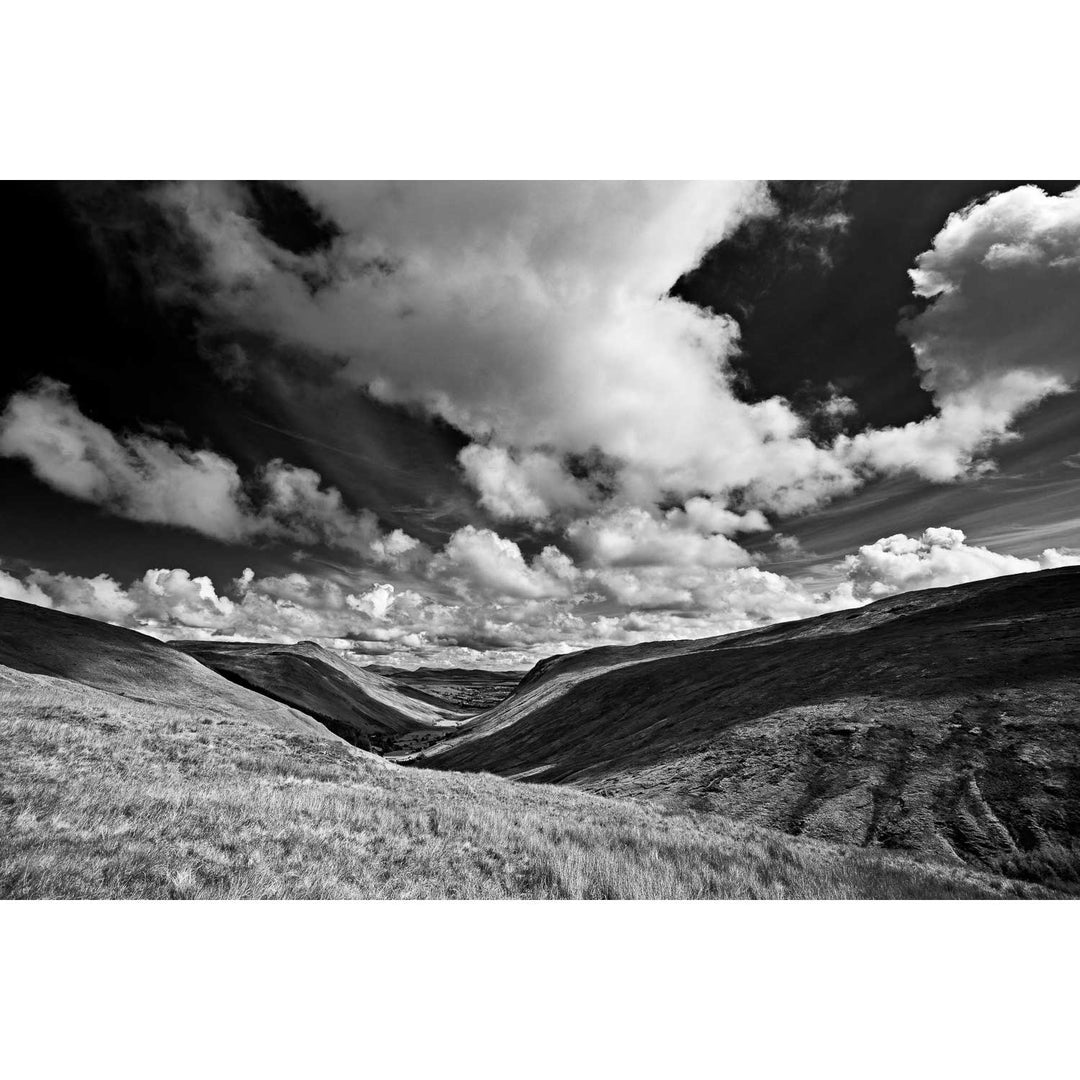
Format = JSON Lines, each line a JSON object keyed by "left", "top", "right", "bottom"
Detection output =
{"left": 0, "top": 680, "right": 1052, "bottom": 899}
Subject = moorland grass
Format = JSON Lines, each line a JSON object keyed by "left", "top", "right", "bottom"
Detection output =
{"left": 0, "top": 681, "right": 1052, "bottom": 899}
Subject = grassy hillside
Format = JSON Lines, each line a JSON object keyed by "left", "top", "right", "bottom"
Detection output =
{"left": 0, "top": 598, "right": 336, "bottom": 742}
{"left": 173, "top": 640, "right": 467, "bottom": 752}
{"left": 0, "top": 670, "right": 1048, "bottom": 899}
{"left": 418, "top": 568, "right": 1080, "bottom": 892}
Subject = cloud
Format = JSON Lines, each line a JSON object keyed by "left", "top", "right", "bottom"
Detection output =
{"left": 0, "top": 569, "right": 54, "bottom": 608}
{"left": 906, "top": 185, "right": 1080, "bottom": 401}
{"left": 0, "top": 379, "right": 420, "bottom": 563}
{"left": 152, "top": 180, "right": 1080, "bottom": 534}
{"left": 128, "top": 568, "right": 237, "bottom": 628}
{"left": 839, "top": 185, "right": 1080, "bottom": 481}
{"left": 25, "top": 569, "right": 137, "bottom": 623}
{"left": 842, "top": 526, "right": 1080, "bottom": 599}
{"left": 13, "top": 182, "right": 1077, "bottom": 671}
{"left": 431, "top": 525, "right": 579, "bottom": 600}
{"left": 566, "top": 504, "right": 763, "bottom": 569}
{"left": 346, "top": 582, "right": 395, "bottom": 620}
{"left": 162, "top": 181, "right": 863, "bottom": 512}
{"left": 2, "top": 521, "right": 1074, "bottom": 667}
{"left": 256, "top": 458, "right": 420, "bottom": 560}
{"left": 0, "top": 377, "right": 251, "bottom": 541}
{"left": 457, "top": 443, "right": 594, "bottom": 522}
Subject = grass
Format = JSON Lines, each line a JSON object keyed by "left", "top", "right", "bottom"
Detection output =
{"left": 0, "top": 679, "right": 1055, "bottom": 899}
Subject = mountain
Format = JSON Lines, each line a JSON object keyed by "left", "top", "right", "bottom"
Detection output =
{"left": 0, "top": 597, "right": 339, "bottom": 743}
{"left": 173, "top": 640, "right": 468, "bottom": 752}
{"left": 365, "top": 664, "right": 526, "bottom": 710}
{"left": 0, "top": 586, "right": 1066, "bottom": 898}
{"left": 416, "top": 567, "right": 1080, "bottom": 890}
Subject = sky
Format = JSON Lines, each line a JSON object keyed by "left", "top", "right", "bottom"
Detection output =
{"left": 1, "top": 179, "right": 1078, "bottom": 668}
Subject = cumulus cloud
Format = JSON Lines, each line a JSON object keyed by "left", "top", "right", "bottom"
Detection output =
{"left": 840, "top": 185, "right": 1080, "bottom": 481}
{"left": 0, "top": 379, "right": 419, "bottom": 563}
{"left": 140, "top": 180, "right": 1077, "bottom": 541}
{"left": 11, "top": 183, "right": 1079, "bottom": 669}
{"left": 129, "top": 568, "right": 237, "bottom": 628}
{"left": 1, "top": 522, "right": 1074, "bottom": 667}
{"left": 0, "top": 569, "right": 54, "bottom": 608}
{"left": 907, "top": 185, "right": 1080, "bottom": 400}
{"left": 0, "top": 377, "right": 251, "bottom": 541}
{"left": 346, "top": 583, "right": 396, "bottom": 620}
{"left": 161, "top": 181, "right": 868, "bottom": 514}
{"left": 25, "top": 569, "right": 137, "bottom": 623}
{"left": 432, "top": 525, "right": 579, "bottom": 601}
{"left": 842, "top": 526, "right": 1080, "bottom": 599}
{"left": 121, "top": 181, "right": 1080, "bottom": 530}
{"left": 566, "top": 504, "right": 763, "bottom": 569}
{"left": 457, "top": 443, "right": 594, "bottom": 522}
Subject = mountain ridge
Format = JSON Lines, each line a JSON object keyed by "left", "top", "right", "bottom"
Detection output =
{"left": 416, "top": 567, "right": 1080, "bottom": 890}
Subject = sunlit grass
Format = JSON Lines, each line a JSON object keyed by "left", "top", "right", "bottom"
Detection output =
{"left": 0, "top": 682, "right": 1050, "bottom": 899}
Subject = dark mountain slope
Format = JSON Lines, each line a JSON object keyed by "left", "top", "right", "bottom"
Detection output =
{"left": 174, "top": 640, "right": 468, "bottom": 750}
{"left": 0, "top": 597, "right": 338, "bottom": 743}
{"left": 417, "top": 567, "right": 1080, "bottom": 889}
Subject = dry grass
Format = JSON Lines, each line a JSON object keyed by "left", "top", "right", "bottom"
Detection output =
{"left": 0, "top": 681, "right": 1052, "bottom": 899}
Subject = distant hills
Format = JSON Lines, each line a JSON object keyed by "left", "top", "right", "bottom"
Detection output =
{"left": 417, "top": 567, "right": 1080, "bottom": 890}
{"left": 0, "top": 597, "right": 339, "bottom": 744}
{"left": 174, "top": 640, "right": 469, "bottom": 752}
{"left": 365, "top": 664, "right": 525, "bottom": 710}
{"left": 2, "top": 567, "right": 1077, "bottom": 896}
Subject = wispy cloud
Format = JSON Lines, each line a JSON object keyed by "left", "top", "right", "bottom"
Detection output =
{"left": 0, "top": 378, "right": 420, "bottom": 563}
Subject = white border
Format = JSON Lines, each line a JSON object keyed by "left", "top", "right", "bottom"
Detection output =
{"left": 3, "top": 2, "right": 1076, "bottom": 178}
{"left": 3, "top": 899, "right": 1078, "bottom": 1077}
{"left": 3, "top": 3, "right": 1077, "bottom": 1074}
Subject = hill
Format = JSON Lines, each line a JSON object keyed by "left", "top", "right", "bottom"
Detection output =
{"left": 173, "top": 640, "right": 468, "bottom": 752}
{"left": 366, "top": 664, "right": 525, "bottom": 710}
{"left": 0, "top": 597, "right": 339, "bottom": 743}
{"left": 0, "top": 660, "right": 1047, "bottom": 898}
{"left": 416, "top": 567, "right": 1080, "bottom": 891}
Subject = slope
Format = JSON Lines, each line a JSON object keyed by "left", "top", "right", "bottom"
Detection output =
{"left": 416, "top": 567, "right": 1080, "bottom": 890}
{"left": 174, "top": 640, "right": 468, "bottom": 751}
{"left": 0, "top": 597, "right": 338, "bottom": 743}
{"left": 0, "top": 667, "right": 1050, "bottom": 899}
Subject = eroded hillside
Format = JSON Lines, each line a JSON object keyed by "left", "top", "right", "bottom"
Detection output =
{"left": 417, "top": 567, "right": 1080, "bottom": 890}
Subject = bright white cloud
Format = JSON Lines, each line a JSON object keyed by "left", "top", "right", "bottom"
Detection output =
{"left": 907, "top": 185, "right": 1080, "bottom": 401}
{"left": 566, "top": 505, "right": 759, "bottom": 569}
{"left": 129, "top": 568, "right": 236, "bottom": 628}
{"left": 0, "top": 569, "right": 54, "bottom": 608}
{"left": 347, "top": 582, "right": 396, "bottom": 620}
{"left": 0, "top": 379, "right": 420, "bottom": 563}
{"left": 0, "top": 377, "right": 251, "bottom": 541}
{"left": 840, "top": 185, "right": 1080, "bottom": 481}
{"left": 432, "top": 525, "right": 578, "bottom": 600}
{"left": 163, "top": 180, "right": 1080, "bottom": 534}
{"left": 1, "top": 523, "right": 1074, "bottom": 667}
{"left": 164, "top": 180, "right": 873, "bottom": 515}
{"left": 457, "top": 443, "right": 594, "bottom": 522}
{"left": 7, "top": 184, "right": 1080, "bottom": 671}
{"left": 842, "top": 526, "right": 1080, "bottom": 599}
{"left": 26, "top": 569, "right": 137, "bottom": 623}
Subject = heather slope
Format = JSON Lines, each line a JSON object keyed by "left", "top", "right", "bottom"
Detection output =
{"left": 418, "top": 567, "right": 1080, "bottom": 890}
{"left": 173, "top": 641, "right": 468, "bottom": 751}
